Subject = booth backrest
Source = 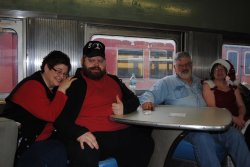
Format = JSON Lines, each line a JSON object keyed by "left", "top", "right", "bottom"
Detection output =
{"left": 0, "top": 117, "right": 18, "bottom": 167}
{"left": 0, "top": 103, "right": 5, "bottom": 114}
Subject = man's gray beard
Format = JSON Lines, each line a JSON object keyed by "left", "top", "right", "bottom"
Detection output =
{"left": 82, "top": 65, "right": 106, "bottom": 80}
{"left": 179, "top": 71, "right": 192, "bottom": 80}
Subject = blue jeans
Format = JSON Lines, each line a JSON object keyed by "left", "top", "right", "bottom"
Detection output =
{"left": 185, "top": 127, "right": 250, "bottom": 167}
{"left": 16, "top": 140, "right": 67, "bottom": 167}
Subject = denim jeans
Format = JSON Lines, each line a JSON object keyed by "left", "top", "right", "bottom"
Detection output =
{"left": 16, "top": 140, "right": 67, "bottom": 167}
{"left": 185, "top": 127, "right": 250, "bottom": 167}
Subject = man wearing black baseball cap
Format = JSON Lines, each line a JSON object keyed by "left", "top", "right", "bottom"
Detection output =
{"left": 55, "top": 41, "right": 154, "bottom": 167}
{"left": 80, "top": 41, "right": 107, "bottom": 80}
{"left": 83, "top": 41, "right": 105, "bottom": 59}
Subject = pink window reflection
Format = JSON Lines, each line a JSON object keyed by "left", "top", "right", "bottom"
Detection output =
{"left": 0, "top": 31, "right": 18, "bottom": 93}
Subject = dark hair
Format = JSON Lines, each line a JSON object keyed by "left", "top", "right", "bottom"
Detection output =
{"left": 226, "top": 60, "right": 236, "bottom": 81}
{"left": 40, "top": 50, "right": 71, "bottom": 72}
{"left": 210, "top": 63, "right": 227, "bottom": 80}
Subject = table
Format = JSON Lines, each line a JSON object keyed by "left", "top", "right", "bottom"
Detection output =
{"left": 110, "top": 105, "right": 232, "bottom": 131}
{"left": 110, "top": 105, "right": 232, "bottom": 167}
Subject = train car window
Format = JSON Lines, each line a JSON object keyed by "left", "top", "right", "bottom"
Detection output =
{"left": 227, "top": 51, "right": 238, "bottom": 74}
{"left": 0, "top": 29, "right": 18, "bottom": 94}
{"left": 150, "top": 50, "right": 173, "bottom": 79}
{"left": 117, "top": 49, "right": 143, "bottom": 78}
{"left": 222, "top": 44, "right": 250, "bottom": 84}
{"left": 0, "top": 18, "right": 23, "bottom": 100}
{"left": 91, "top": 35, "right": 176, "bottom": 91}
{"left": 245, "top": 52, "right": 250, "bottom": 75}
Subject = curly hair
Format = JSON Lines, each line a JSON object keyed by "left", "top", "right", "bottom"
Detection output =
{"left": 40, "top": 50, "right": 71, "bottom": 73}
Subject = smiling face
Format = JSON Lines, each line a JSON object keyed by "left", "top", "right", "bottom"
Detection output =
{"left": 212, "top": 64, "right": 227, "bottom": 80}
{"left": 174, "top": 56, "right": 193, "bottom": 81}
{"left": 81, "top": 55, "right": 106, "bottom": 80}
{"left": 42, "top": 64, "right": 69, "bottom": 89}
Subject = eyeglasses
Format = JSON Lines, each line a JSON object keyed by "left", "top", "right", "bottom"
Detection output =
{"left": 176, "top": 62, "right": 192, "bottom": 69}
{"left": 214, "top": 68, "right": 226, "bottom": 72}
{"left": 52, "top": 67, "right": 68, "bottom": 78}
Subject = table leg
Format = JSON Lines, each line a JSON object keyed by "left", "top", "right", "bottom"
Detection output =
{"left": 148, "top": 128, "right": 182, "bottom": 167}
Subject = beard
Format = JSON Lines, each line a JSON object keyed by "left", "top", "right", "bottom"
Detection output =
{"left": 178, "top": 69, "right": 192, "bottom": 80}
{"left": 82, "top": 65, "right": 106, "bottom": 80}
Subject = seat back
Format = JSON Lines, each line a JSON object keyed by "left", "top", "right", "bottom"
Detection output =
{"left": 166, "top": 131, "right": 227, "bottom": 167}
{"left": 0, "top": 115, "right": 117, "bottom": 167}
{"left": 99, "top": 158, "right": 118, "bottom": 167}
{"left": 0, "top": 117, "right": 18, "bottom": 167}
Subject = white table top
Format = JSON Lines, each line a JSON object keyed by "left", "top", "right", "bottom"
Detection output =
{"left": 110, "top": 105, "right": 232, "bottom": 131}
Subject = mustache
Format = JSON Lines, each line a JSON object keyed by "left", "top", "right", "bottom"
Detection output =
{"left": 181, "top": 69, "right": 189, "bottom": 73}
{"left": 89, "top": 67, "right": 101, "bottom": 71}
{"left": 82, "top": 64, "right": 106, "bottom": 80}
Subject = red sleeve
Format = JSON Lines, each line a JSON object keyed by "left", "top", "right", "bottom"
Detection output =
{"left": 12, "top": 80, "right": 68, "bottom": 122}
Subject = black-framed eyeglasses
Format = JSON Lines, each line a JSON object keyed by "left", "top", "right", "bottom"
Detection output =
{"left": 52, "top": 67, "right": 69, "bottom": 78}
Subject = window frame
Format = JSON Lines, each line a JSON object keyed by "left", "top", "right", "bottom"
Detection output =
{"left": 226, "top": 50, "right": 239, "bottom": 75}
{"left": 0, "top": 18, "right": 25, "bottom": 100}
{"left": 244, "top": 51, "right": 250, "bottom": 76}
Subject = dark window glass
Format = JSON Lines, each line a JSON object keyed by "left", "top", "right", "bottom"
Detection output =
{"left": 245, "top": 53, "right": 250, "bottom": 74}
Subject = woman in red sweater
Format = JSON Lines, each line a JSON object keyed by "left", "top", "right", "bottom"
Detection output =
{"left": 1, "top": 50, "right": 76, "bottom": 167}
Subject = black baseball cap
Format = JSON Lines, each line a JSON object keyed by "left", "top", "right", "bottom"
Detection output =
{"left": 83, "top": 41, "right": 105, "bottom": 59}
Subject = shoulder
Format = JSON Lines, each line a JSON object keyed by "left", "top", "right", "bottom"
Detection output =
{"left": 69, "top": 76, "right": 86, "bottom": 90}
{"left": 161, "top": 75, "right": 178, "bottom": 83}
{"left": 192, "top": 75, "right": 203, "bottom": 85}
{"left": 227, "top": 79, "right": 240, "bottom": 87}
{"left": 153, "top": 75, "right": 185, "bottom": 91}
{"left": 107, "top": 73, "right": 119, "bottom": 79}
{"left": 20, "top": 80, "right": 44, "bottom": 90}
{"left": 107, "top": 74, "right": 122, "bottom": 83}
{"left": 203, "top": 80, "right": 215, "bottom": 88}
{"left": 11, "top": 80, "right": 46, "bottom": 101}
{"left": 153, "top": 75, "right": 176, "bottom": 87}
